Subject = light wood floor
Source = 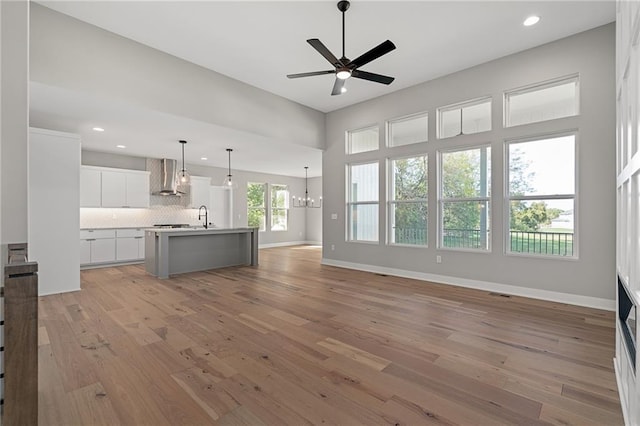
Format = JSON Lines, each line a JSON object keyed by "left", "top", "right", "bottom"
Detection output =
{"left": 39, "top": 246, "right": 622, "bottom": 425}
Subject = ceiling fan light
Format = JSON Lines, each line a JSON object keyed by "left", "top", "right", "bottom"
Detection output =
{"left": 336, "top": 69, "right": 352, "bottom": 80}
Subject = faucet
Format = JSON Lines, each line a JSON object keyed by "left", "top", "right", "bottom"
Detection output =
{"left": 198, "top": 205, "right": 208, "bottom": 229}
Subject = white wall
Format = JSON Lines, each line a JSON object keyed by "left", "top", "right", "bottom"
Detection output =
{"left": 615, "top": 2, "right": 640, "bottom": 423}
{"left": 323, "top": 24, "right": 615, "bottom": 307}
{"left": 29, "top": 3, "right": 325, "bottom": 151}
{"left": 29, "top": 128, "right": 80, "bottom": 295}
{"left": 1, "top": 1, "right": 29, "bottom": 245}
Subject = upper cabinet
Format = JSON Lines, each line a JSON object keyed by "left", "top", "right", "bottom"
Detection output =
{"left": 81, "top": 166, "right": 150, "bottom": 208}
{"left": 80, "top": 167, "right": 101, "bottom": 207}
{"left": 189, "top": 176, "right": 211, "bottom": 208}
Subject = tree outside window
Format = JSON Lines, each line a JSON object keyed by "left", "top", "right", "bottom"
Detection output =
{"left": 439, "top": 146, "right": 491, "bottom": 250}
{"left": 247, "top": 182, "right": 266, "bottom": 231}
{"left": 389, "top": 155, "right": 427, "bottom": 245}
{"left": 271, "top": 184, "right": 289, "bottom": 231}
{"left": 507, "top": 134, "right": 576, "bottom": 256}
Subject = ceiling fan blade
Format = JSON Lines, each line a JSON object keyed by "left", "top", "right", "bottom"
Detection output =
{"left": 349, "top": 40, "right": 396, "bottom": 69}
{"left": 307, "top": 39, "right": 342, "bottom": 67}
{"left": 287, "top": 70, "right": 335, "bottom": 79}
{"left": 351, "top": 70, "right": 395, "bottom": 85}
{"left": 331, "top": 78, "right": 346, "bottom": 96}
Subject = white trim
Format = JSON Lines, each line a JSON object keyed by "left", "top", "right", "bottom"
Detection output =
{"left": 39, "top": 287, "right": 81, "bottom": 297}
{"left": 81, "top": 164, "right": 150, "bottom": 176}
{"left": 259, "top": 240, "right": 315, "bottom": 249}
{"left": 614, "top": 358, "right": 631, "bottom": 426}
{"left": 320, "top": 257, "right": 615, "bottom": 311}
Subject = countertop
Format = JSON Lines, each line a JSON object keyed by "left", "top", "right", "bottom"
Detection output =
{"left": 146, "top": 227, "right": 257, "bottom": 235}
{"left": 81, "top": 226, "right": 155, "bottom": 230}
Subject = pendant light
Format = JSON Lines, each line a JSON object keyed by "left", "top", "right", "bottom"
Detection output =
{"left": 176, "top": 140, "right": 191, "bottom": 185}
{"left": 222, "top": 148, "right": 236, "bottom": 187}
{"left": 292, "top": 166, "right": 322, "bottom": 208}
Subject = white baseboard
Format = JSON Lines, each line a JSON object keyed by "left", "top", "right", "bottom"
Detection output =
{"left": 39, "top": 287, "right": 81, "bottom": 297}
{"left": 613, "top": 358, "right": 631, "bottom": 426}
{"left": 260, "top": 241, "right": 320, "bottom": 249}
{"left": 321, "top": 257, "right": 615, "bottom": 311}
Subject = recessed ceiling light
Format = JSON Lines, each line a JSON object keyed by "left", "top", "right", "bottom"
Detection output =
{"left": 116, "top": 145, "right": 126, "bottom": 149}
{"left": 92, "top": 127, "right": 105, "bottom": 132}
{"left": 341, "top": 87, "right": 347, "bottom": 93}
{"left": 523, "top": 16, "right": 540, "bottom": 26}
{"left": 201, "top": 157, "right": 208, "bottom": 161}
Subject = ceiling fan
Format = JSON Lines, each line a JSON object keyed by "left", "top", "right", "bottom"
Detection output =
{"left": 287, "top": 0, "right": 396, "bottom": 96}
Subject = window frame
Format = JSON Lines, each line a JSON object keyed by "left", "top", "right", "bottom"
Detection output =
{"left": 346, "top": 160, "right": 380, "bottom": 243}
{"left": 437, "top": 96, "right": 492, "bottom": 139}
{"left": 504, "top": 131, "right": 579, "bottom": 259}
{"left": 270, "top": 183, "right": 289, "bottom": 232}
{"left": 247, "top": 182, "right": 267, "bottom": 232}
{"left": 504, "top": 74, "right": 580, "bottom": 128}
{"left": 386, "top": 111, "right": 429, "bottom": 148}
{"left": 387, "top": 154, "right": 428, "bottom": 247}
{"left": 346, "top": 124, "right": 380, "bottom": 155}
{"left": 437, "top": 144, "right": 492, "bottom": 252}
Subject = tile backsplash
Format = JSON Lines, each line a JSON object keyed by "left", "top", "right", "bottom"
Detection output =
{"left": 80, "top": 205, "right": 203, "bottom": 229}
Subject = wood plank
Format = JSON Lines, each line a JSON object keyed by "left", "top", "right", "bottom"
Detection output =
{"left": 37, "top": 247, "right": 623, "bottom": 425}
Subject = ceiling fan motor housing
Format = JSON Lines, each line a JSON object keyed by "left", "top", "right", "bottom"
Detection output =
{"left": 337, "top": 1, "right": 350, "bottom": 13}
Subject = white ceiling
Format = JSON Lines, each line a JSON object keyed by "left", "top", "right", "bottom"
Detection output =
{"left": 32, "top": 0, "right": 615, "bottom": 177}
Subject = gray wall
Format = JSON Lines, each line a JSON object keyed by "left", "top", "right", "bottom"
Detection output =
{"left": 30, "top": 3, "right": 325, "bottom": 151}
{"left": 323, "top": 24, "right": 615, "bottom": 301}
{"left": 305, "top": 176, "right": 323, "bottom": 244}
{"left": 1, "top": 1, "right": 29, "bottom": 245}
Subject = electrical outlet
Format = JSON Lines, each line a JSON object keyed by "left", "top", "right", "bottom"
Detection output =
{"left": 331, "top": 213, "right": 338, "bottom": 220}
{"left": 436, "top": 255, "right": 442, "bottom": 264}
{"left": 331, "top": 244, "right": 335, "bottom": 251}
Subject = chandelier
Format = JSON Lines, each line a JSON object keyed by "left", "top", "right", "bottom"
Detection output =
{"left": 292, "top": 166, "right": 322, "bottom": 208}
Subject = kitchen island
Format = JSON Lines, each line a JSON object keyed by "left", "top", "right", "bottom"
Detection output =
{"left": 145, "top": 227, "right": 258, "bottom": 279}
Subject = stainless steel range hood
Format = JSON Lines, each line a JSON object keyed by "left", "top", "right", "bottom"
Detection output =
{"left": 152, "top": 159, "right": 185, "bottom": 196}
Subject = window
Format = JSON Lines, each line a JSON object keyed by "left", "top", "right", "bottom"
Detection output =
{"left": 439, "top": 146, "right": 491, "bottom": 250}
{"left": 389, "top": 155, "right": 428, "bottom": 246}
{"left": 505, "top": 75, "right": 579, "bottom": 127}
{"left": 347, "top": 162, "right": 379, "bottom": 242}
{"left": 347, "top": 125, "right": 379, "bottom": 154}
{"left": 506, "top": 134, "right": 576, "bottom": 257}
{"left": 271, "top": 184, "right": 289, "bottom": 231}
{"left": 247, "top": 182, "right": 266, "bottom": 231}
{"left": 438, "top": 97, "right": 492, "bottom": 139}
{"left": 388, "top": 113, "right": 428, "bottom": 147}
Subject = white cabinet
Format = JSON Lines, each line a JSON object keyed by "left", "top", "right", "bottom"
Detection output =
{"left": 190, "top": 176, "right": 211, "bottom": 208}
{"left": 101, "top": 171, "right": 127, "bottom": 207}
{"left": 80, "top": 168, "right": 101, "bottom": 207}
{"left": 126, "top": 173, "right": 150, "bottom": 207}
{"left": 116, "top": 229, "right": 145, "bottom": 261}
{"left": 81, "top": 166, "right": 150, "bottom": 208}
{"left": 92, "top": 239, "right": 117, "bottom": 263}
{"left": 101, "top": 169, "right": 150, "bottom": 208}
{"left": 81, "top": 228, "right": 145, "bottom": 266}
{"left": 80, "top": 229, "right": 116, "bottom": 265}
